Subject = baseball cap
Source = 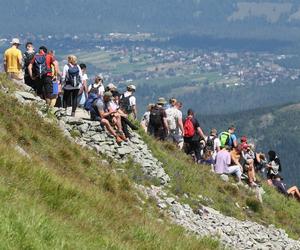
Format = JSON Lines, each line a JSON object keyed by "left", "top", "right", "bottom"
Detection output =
{"left": 128, "top": 84, "right": 136, "bottom": 91}
{"left": 103, "top": 91, "right": 112, "bottom": 98}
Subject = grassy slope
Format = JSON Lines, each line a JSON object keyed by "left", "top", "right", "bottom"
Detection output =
{"left": 141, "top": 133, "right": 300, "bottom": 239}
{"left": 0, "top": 74, "right": 219, "bottom": 249}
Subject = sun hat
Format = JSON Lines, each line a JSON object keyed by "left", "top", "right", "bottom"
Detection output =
{"left": 10, "top": 38, "right": 21, "bottom": 45}
{"left": 157, "top": 97, "right": 167, "bottom": 105}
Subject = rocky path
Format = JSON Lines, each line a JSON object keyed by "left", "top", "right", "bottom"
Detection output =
{"left": 12, "top": 89, "right": 300, "bottom": 250}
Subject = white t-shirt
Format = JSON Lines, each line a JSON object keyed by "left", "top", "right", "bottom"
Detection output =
{"left": 123, "top": 91, "right": 136, "bottom": 106}
{"left": 166, "top": 107, "right": 182, "bottom": 131}
{"left": 88, "top": 83, "right": 105, "bottom": 97}
{"left": 213, "top": 137, "right": 221, "bottom": 160}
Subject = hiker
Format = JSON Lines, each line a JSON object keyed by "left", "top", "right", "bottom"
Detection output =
{"left": 241, "top": 143, "right": 257, "bottom": 187}
{"left": 120, "top": 85, "right": 137, "bottom": 120}
{"left": 23, "top": 42, "right": 35, "bottom": 88}
{"left": 148, "top": 97, "right": 169, "bottom": 141}
{"left": 28, "top": 46, "right": 59, "bottom": 106}
{"left": 205, "top": 128, "right": 221, "bottom": 161}
{"left": 269, "top": 175, "right": 300, "bottom": 202}
{"left": 214, "top": 146, "right": 242, "bottom": 183}
{"left": 77, "top": 63, "right": 89, "bottom": 107}
{"left": 111, "top": 91, "right": 138, "bottom": 139}
{"left": 166, "top": 100, "right": 184, "bottom": 149}
{"left": 3, "top": 38, "right": 23, "bottom": 84}
{"left": 141, "top": 103, "right": 155, "bottom": 133}
{"left": 61, "top": 55, "right": 82, "bottom": 116}
{"left": 183, "top": 109, "right": 205, "bottom": 163}
{"left": 88, "top": 74, "right": 105, "bottom": 98}
{"left": 105, "top": 83, "right": 118, "bottom": 96}
{"left": 229, "top": 145, "right": 243, "bottom": 180}
{"left": 266, "top": 150, "right": 282, "bottom": 182}
{"left": 90, "top": 91, "right": 126, "bottom": 143}
{"left": 219, "top": 125, "right": 238, "bottom": 149}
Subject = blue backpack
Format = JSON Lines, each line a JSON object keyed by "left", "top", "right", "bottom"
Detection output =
{"left": 84, "top": 93, "right": 98, "bottom": 111}
{"left": 67, "top": 64, "right": 81, "bottom": 87}
{"left": 34, "top": 54, "right": 48, "bottom": 79}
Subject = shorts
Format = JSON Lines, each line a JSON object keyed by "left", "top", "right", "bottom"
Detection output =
{"left": 34, "top": 76, "right": 54, "bottom": 99}
{"left": 167, "top": 130, "right": 183, "bottom": 143}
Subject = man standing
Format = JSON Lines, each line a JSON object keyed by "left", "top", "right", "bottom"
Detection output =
{"left": 166, "top": 100, "right": 184, "bottom": 149}
{"left": 28, "top": 46, "right": 59, "bottom": 106}
{"left": 23, "top": 42, "right": 35, "bottom": 88}
{"left": 183, "top": 109, "right": 205, "bottom": 163}
{"left": 3, "top": 38, "right": 23, "bottom": 84}
{"left": 120, "top": 85, "right": 137, "bottom": 120}
{"left": 148, "top": 97, "right": 169, "bottom": 141}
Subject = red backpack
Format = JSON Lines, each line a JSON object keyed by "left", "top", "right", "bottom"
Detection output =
{"left": 184, "top": 117, "right": 195, "bottom": 137}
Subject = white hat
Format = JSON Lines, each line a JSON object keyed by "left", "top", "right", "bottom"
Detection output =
{"left": 10, "top": 38, "right": 21, "bottom": 45}
{"left": 128, "top": 84, "right": 136, "bottom": 91}
{"left": 107, "top": 83, "right": 117, "bottom": 90}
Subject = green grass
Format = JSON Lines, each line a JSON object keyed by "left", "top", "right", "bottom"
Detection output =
{"left": 0, "top": 73, "right": 220, "bottom": 249}
{"left": 140, "top": 131, "right": 300, "bottom": 239}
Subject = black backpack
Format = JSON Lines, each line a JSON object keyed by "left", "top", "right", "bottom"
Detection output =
{"left": 23, "top": 51, "right": 35, "bottom": 70}
{"left": 205, "top": 135, "right": 217, "bottom": 151}
{"left": 149, "top": 107, "right": 163, "bottom": 128}
{"left": 120, "top": 94, "right": 132, "bottom": 113}
{"left": 33, "top": 54, "right": 48, "bottom": 79}
{"left": 67, "top": 64, "right": 81, "bottom": 87}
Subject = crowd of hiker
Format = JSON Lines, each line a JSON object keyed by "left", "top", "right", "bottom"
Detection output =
{"left": 3, "top": 38, "right": 300, "bottom": 203}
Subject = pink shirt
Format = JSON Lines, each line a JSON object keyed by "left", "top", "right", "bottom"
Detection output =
{"left": 214, "top": 150, "right": 231, "bottom": 174}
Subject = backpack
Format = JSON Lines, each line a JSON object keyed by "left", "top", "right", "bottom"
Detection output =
{"left": 84, "top": 93, "right": 98, "bottom": 111}
{"left": 120, "top": 94, "right": 132, "bottom": 113}
{"left": 166, "top": 108, "right": 178, "bottom": 130}
{"left": 219, "top": 132, "right": 231, "bottom": 148}
{"left": 33, "top": 54, "right": 48, "bottom": 79}
{"left": 184, "top": 117, "right": 195, "bottom": 138}
{"left": 23, "top": 51, "right": 35, "bottom": 69}
{"left": 206, "top": 135, "right": 217, "bottom": 151}
{"left": 67, "top": 64, "right": 81, "bottom": 87}
{"left": 149, "top": 107, "right": 163, "bottom": 128}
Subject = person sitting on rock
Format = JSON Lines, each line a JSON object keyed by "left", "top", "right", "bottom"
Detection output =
{"left": 214, "top": 146, "right": 242, "bottom": 183}
{"left": 266, "top": 150, "right": 282, "bottom": 184}
{"left": 229, "top": 145, "right": 243, "bottom": 182}
{"left": 111, "top": 91, "right": 138, "bottom": 139}
{"left": 241, "top": 143, "right": 257, "bottom": 187}
{"left": 91, "top": 91, "right": 127, "bottom": 143}
{"left": 269, "top": 175, "right": 300, "bottom": 202}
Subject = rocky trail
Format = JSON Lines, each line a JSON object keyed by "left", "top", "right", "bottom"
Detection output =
{"left": 11, "top": 88, "right": 300, "bottom": 250}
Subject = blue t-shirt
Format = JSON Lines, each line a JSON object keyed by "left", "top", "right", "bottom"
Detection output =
{"left": 229, "top": 134, "right": 237, "bottom": 147}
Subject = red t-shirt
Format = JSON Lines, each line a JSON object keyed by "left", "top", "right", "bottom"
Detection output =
{"left": 30, "top": 51, "right": 55, "bottom": 77}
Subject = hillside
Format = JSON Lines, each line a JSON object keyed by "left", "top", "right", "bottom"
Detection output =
{"left": 201, "top": 102, "right": 300, "bottom": 187}
{"left": 1, "top": 74, "right": 300, "bottom": 249}
{"left": 3, "top": 0, "right": 300, "bottom": 41}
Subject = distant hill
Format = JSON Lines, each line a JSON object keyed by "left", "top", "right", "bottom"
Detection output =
{"left": 3, "top": 0, "right": 300, "bottom": 41}
{"left": 201, "top": 102, "right": 300, "bottom": 187}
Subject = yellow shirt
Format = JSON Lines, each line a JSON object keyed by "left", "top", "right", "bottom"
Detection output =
{"left": 4, "top": 47, "right": 22, "bottom": 73}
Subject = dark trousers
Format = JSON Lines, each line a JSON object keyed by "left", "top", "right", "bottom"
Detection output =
{"left": 184, "top": 137, "right": 201, "bottom": 162}
{"left": 63, "top": 89, "right": 79, "bottom": 114}
{"left": 121, "top": 117, "right": 137, "bottom": 138}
